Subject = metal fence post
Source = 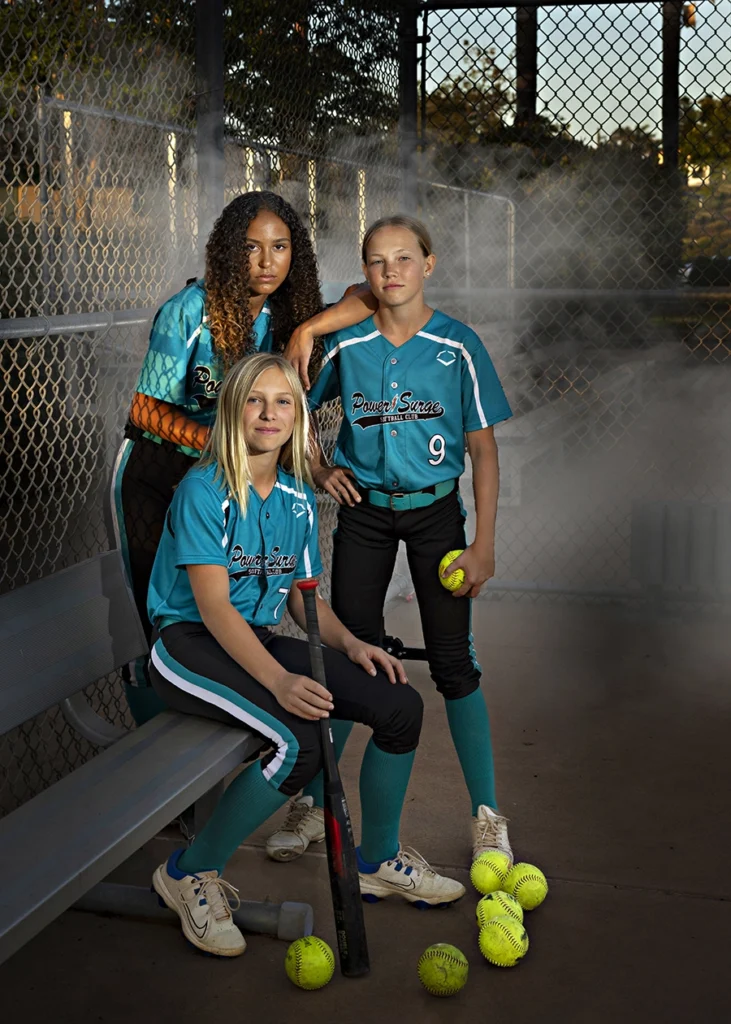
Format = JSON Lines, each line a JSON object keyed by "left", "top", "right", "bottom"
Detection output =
{"left": 398, "top": 5, "right": 419, "bottom": 215}
{"left": 196, "top": 0, "right": 225, "bottom": 260}
{"left": 662, "top": 0, "right": 682, "bottom": 173}
{"left": 515, "top": 6, "right": 538, "bottom": 127}
{"left": 35, "top": 90, "right": 51, "bottom": 308}
{"left": 59, "top": 109, "right": 74, "bottom": 311}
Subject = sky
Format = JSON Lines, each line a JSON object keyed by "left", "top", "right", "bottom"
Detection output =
{"left": 424, "top": 1, "right": 731, "bottom": 143}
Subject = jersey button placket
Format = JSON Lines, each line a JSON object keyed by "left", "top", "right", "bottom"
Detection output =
{"left": 383, "top": 355, "right": 399, "bottom": 494}
{"left": 256, "top": 502, "right": 272, "bottom": 617}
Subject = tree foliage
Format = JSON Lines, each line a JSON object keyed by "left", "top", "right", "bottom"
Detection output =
{"left": 225, "top": 1, "right": 398, "bottom": 151}
{"left": 424, "top": 42, "right": 577, "bottom": 191}
{"left": 423, "top": 41, "right": 688, "bottom": 286}
{"left": 679, "top": 95, "right": 731, "bottom": 261}
{"left": 1, "top": 0, "right": 399, "bottom": 186}
{"left": 680, "top": 94, "right": 731, "bottom": 170}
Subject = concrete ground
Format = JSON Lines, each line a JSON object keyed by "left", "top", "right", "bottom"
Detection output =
{"left": 2, "top": 598, "right": 731, "bottom": 1023}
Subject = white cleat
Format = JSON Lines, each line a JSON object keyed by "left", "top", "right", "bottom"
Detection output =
{"left": 152, "top": 850, "right": 246, "bottom": 957}
{"left": 472, "top": 804, "right": 514, "bottom": 865}
{"left": 265, "top": 795, "right": 326, "bottom": 862}
{"left": 359, "top": 847, "right": 466, "bottom": 908}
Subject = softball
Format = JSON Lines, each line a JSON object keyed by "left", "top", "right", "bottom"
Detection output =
{"left": 417, "top": 943, "right": 469, "bottom": 997}
{"left": 439, "top": 549, "right": 465, "bottom": 591}
{"left": 284, "top": 936, "right": 335, "bottom": 990}
{"left": 469, "top": 851, "right": 512, "bottom": 895}
{"left": 478, "top": 915, "right": 529, "bottom": 967}
{"left": 503, "top": 862, "right": 549, "bottom": 911}
{"left": 476, "top": 890, "right": 524, "bottom": 927}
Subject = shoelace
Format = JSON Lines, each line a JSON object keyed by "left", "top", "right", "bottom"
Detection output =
{"left": 280, "top": 800, "right": 312, "bottom": 833}
{"left": 388, "top": 846, "right": 435, "bottom": 880}
{"left": 186, "top": 876, "right": 241, "bottom": 923}
{"left": 474, "top": 811, "right": 508, "bottom": 848}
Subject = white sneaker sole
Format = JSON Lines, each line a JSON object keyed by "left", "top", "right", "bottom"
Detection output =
{"left": 265, "top": 832, "right": 326, "bottom": 863}
{"left": 152, "top": 866, "right": 246, "bottom": 957}
{"left": 359, "top": 877, "right": 466, "bottom": 908}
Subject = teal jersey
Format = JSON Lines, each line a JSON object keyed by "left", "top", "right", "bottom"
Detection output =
{"left": 135, "top": 280, "right": 274, "bottom": 456}
{"left": 148, "top": 460, "right": 322, "bottom": 629}
{"left": 307, "top": 311, "right": 512, "bottom": 492}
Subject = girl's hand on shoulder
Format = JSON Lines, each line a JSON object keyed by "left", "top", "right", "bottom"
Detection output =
{"left": 272, "top": 670, "right": 333, "bottom": 721}
{"left": 343, "top": 638, "right": 409, "bottom": 685}
{"left": 447, "top": 544, "right": 495, "bottom": 599}
{"left": 312, "top": 464, "right": 361, "bottom": 507}
{"left": 284, "top": 324, "right": 315, "bottom": 390}
{"left": 341, "top": 282, "right": 368, "bottom": 300}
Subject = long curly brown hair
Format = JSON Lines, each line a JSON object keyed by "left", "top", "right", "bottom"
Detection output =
{"left": 205, "top": 191, "right": 324, "bottom": 375}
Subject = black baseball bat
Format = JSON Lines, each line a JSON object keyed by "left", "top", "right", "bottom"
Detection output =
{"left": 296, "top": 579, "right": 370, "bottom": 978}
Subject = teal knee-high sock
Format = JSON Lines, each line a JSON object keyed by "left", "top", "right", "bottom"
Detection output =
{"left": 358, "top": 740, "right": 415, "bottom": 865}
{"left": 445, "top": 687, "right": 498, "bottom": 815}
{"left": 301, "top": 719, "right": 354, "bottom": 807}
{"left": 178, "top": 760, "right": 288, "bottom": 876}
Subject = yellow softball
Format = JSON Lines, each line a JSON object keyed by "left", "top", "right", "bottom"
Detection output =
{"left": 469, "top": 851, "right": 512, "bottom": 895}
{"left": 284, "top": 936, "right": 335, "bottom": 990}
{"left": 439, "top": 549, "right": 465, "bottom": 591}
{"left": 478, "top": 915, "right": 529, "bottom": 967}
{"left": 503, "top": 862, "right": 549, "bottom": 911}
{"left": 476, "top": 890, "right": 524, "bottom": 927}
{"left": 417, "top": 943, "right": 469, "bottom": 997}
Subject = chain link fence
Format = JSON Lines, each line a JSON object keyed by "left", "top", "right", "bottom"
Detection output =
{"left": 411, "top": 1, "right": 731, "bottom": 606}
{"left": 2, "top": 1, "right": 730, "bottom": 814}
{"left": 0, "top": 0, "right": 401, "bottom": 815}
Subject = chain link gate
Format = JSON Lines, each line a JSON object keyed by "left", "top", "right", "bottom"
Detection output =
{"left": 0, "top": 1, "right": 401, "bottom": 816}
{"left": 407, "top": 1, "right": 731, "bottom": 604}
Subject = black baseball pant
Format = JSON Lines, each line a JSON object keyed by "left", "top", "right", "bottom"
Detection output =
{"left": 330, "top": 489, "right": 481, "bottom": 700}
{"left": 149, "top": 621, "right": 424, "bottom": 796}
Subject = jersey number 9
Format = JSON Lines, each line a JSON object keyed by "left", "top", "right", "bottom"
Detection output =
{"left": 428, "top": 434, "right": 446, "bottom": 466}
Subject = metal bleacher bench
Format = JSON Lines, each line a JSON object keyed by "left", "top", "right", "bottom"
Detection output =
{"left": 0, "top": 550, "right": 312, "bottom": 966}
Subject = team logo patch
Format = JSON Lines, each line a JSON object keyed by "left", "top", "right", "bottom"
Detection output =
{"left": 350, "top": 391, "right": 445, "bottom": 429}
{"left": 291, "top": 502, "right": 307, "bottom": 518}
{"left": 191, "top": 364, "right": 222, "bottom": 410}
{"left": 228, "top": 545, "right": 297, "bottom": 580}
{"left": 436, "top": 349, "right": 457, "bottom": 367}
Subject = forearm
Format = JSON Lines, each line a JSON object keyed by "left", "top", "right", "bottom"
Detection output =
{"left": 130, "top": 392, "right": 210, "bottom": 451}
{"left": 468, "top": 430, "right": 500, "bottom": 551}
{"left": 287, "top": 589, "right": 352, "bottom": 653}
{"left": 198, "top": 598, "right": 287, "bottom": 692}
{"left": 301, "top": 288, "right": 376, "bottom": 335}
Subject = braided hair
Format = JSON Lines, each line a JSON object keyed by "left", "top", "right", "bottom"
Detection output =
{"left": 205, "top": 191, "right": 323, "bottom": 375}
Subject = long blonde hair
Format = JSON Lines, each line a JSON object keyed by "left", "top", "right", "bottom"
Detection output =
{"left": 200, "top": 352, "right": 312, "bottom": 512}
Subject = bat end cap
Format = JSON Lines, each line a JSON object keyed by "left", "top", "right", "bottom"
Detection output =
{"left": 297, "top": 579, "right": 319, "bottom": 592}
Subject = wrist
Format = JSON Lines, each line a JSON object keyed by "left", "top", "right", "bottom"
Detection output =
{"left": 258, "top": 663, "right": 290, "bottom": 694}
{"left": 339, "top": 631, "right": 359, "bottom": 657}
{"left": 312, "top": 457, "right": 331, "bottom": 477}
{"left": 299, "top": 317, "right": 320, "bottom": 338}
{"left": 471, "top": 534, "right": 495, "bottom": 555}
{"left": 294, "top": 323, "right": 315, "bottom": 341}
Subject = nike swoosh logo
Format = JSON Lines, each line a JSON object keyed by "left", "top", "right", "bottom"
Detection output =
{"left": 182, "top": 900, "right": 209, "bottom": 938}
{"left": 385, "top": 876, "right": 417, "bottom": 891}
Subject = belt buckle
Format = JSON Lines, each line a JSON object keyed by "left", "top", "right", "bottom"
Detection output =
{"left": 389, "top": 492, "right": 406, "bottom": 510}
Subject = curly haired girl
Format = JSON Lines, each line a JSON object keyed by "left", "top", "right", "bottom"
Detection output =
{"left": 111, "top": 191, "right": 325, "bottom": 719}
